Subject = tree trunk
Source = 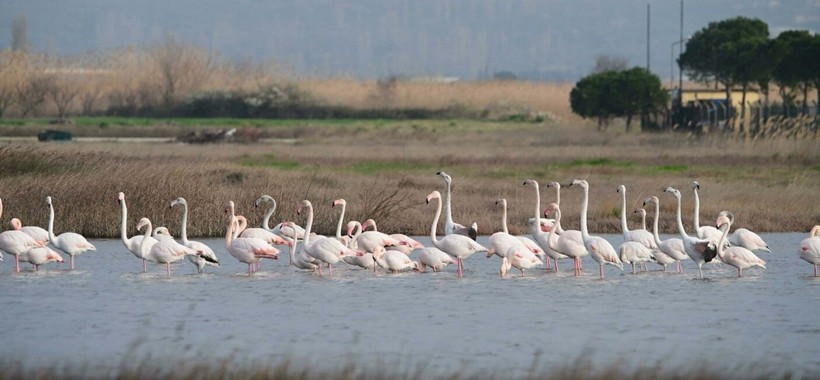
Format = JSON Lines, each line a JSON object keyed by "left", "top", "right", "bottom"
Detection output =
{"left": 739, "top": 84, "right": 747, "bottom": 133}
{"left": 625, "top": 113, "right": 633, "bottom": 132}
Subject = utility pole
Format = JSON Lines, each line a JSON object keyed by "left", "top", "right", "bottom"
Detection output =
{"left": 646, "top": 3, "right": 650, "bottom": 71}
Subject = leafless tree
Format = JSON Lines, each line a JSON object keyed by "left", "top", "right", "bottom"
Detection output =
{"left": 16, "top": 75, "right": 54, "bottom": 117}
{"left": 0, "top": 51, "right": 27, "bottom": 117}
{"left": 151, "top": 34, "right": 213, "bottom": 109}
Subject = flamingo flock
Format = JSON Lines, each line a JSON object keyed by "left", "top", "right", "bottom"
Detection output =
{"left": 0, "top": 176, "right": 815, "bottom": 279}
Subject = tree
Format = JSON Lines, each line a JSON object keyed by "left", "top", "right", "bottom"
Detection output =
{"left": 773, "top": 30, "right": 818, "bottom": 114}
{"left": 16, "top": 75, "right": 53, "bottom": 117}
{"left": 679, "top": 17, "right": 770, "bottom": 128}
{"left": 570, "top": 68, "right": 668, "bottom": 132}
{"left": 11, "top": 14, "right": 31, "bottom": 52}
{"left": 0, "top": 51, "right": 27, "bottom": 117}
{"left": 150, "top": 34, "right": 212, "bottom": 110}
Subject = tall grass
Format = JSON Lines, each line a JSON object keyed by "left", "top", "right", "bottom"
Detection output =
{"left": 0, "top": 121, "right": 817, "bottom": 238}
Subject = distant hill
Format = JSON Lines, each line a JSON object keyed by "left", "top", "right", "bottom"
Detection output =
{"left": 0, "top": 0, "right": 816, "bottom": 80}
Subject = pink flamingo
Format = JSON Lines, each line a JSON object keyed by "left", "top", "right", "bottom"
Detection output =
{"left": 224, "top": 201, "right": 279, "bottom": 276}
{"left": 543, "top": 203, "right": 587, "bottom": 276}
{"left": 0, "top": 198, "right": 45, "bottom": 272}
{"left": 643, "top": 196, "right": 689, "bottom": 273}
{"left": 568, "top": 180, "right": 623, "bottom": 279}
{"left": 798, "top": 225, "right": 820, "bottom": 277}
{"left": 426, "top": 190, "right": 487, "bottom": 278}
{"left": 418, "top": 247, "right": 457, "bottom": 272}
{"left": 9, "top": 218, "right": 49, "bottom": 246}
{"left": 19, "top": 246, "right": 64, "bottom": 271}
{"left": 46, "top": 196, "right": 96, "bottom": 270}
{"left": 135, "top": 217, "right": 204, "bottom": 278}
{"left": 714, "top": 212, "right": 766, "bottom": 277}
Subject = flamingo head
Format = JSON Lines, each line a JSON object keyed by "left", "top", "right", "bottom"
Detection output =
{"left": 297, "top": 200, "right": 311, "bottom": 215}
{"left": 412, "top": 260, "right": 421, "bottom": 272}
{"left": 425, "top": 191, "right": 441, "bottom": 204}
{"left": 362, "top": 219, "right": 377, "bottom": 231}
{"left": 9, "top": 218, "right": 22, "bottom": 230}
{"left": 223, "top": 201, "right": 235, "bottom": 216}
{"left": 642, "top": 196, "right": 657, "bottom": 207}
{"left": 715, "top": 211, "right": 734, "bottom": 229}
{"left": 543, "top": 202, "right": 559, "bottom": 217}
{"left": 346, "top": 221, "right": 359, "bottom": 237}
{"left": 117, "top": 192, "right": 125, "bottom": 203}
{"left": 436, "top": 171, "right": 452, "bottom": 183}
{"left": 569, "top": 179, "right": 588, "bottom": 189}
{"left": 332, "top": 199, "right": 346, "bottom": 208}
{"left": 634, "top": 208, "right": 646, "bottom": 217}
{"left": 46, "top": 249, "right": 65, "bottom": 263}
{"left": 617, "top": 184, "right": 626, "bottom": 194}
{"left": 494, "top": 198, "right": 506, "bottom": 207}
{"left": 522, "top": 178, "right": 537, "bottom": 187}
{"left": 170, "top": 197, "right": 185, "bottom": 208}
{"left": 45, "top": 196, "right": 53, "bottom": 206}
{"left": 691, "top": 181, "right": 701, "bottom": 190}
{"left": 663, "top": 187, "right": 680, "bottom": 198}
{"left": 255, "top": 195, "right": 273, "bottom": 208}
{"left": 154, "top": 226, "right": 171, "bottom": 237}
{"left": 136, "top": 217, "right": 151, "bottom": 232}
{"left": 546, "top": 181, "right": 560, "bottom": 189}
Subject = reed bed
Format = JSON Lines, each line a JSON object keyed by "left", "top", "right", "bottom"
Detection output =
{"left": 0, "top": 120, "right": 817, "bottom": 238}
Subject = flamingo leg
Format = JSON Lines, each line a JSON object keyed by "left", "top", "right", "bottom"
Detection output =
{"left": 166, "top": 263, "right": 171, "bottom": 278}
{"left": 738, "top": 268, "right": 743, "bottom": 278}
{"left": 70, "top": 256, "right": 75, "bottom": 270}
{"left": 457, "top": 258, "right": 463, "bottom": 278}
{"left": 15, "top": 255, "right": 20, "bottom": 272}
{"left": 698, "top": 265, "right": 704, "bottom": 279}
{"left": 815, "top": 264, "right": 818, "bottom": 277}
{"left": 599, "top": 264, "right": 604, "bottom": 279}
{"left": 553, "top": 259, "right": 559, "bottom": 272}
{"left": 632, "top": 263, "right": 636, "bottom": 274}
{"left": 35, "top": 264, "right": 39, "bottom": 271}
{"left": 143, "top": 259, "right": 147, "bottom": 273}
{"left": 328, "top": 264, "right": 333, "bottom": 277}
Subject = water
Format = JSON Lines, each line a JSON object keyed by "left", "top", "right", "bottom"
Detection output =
{"left": 2, "top": 233, "right": 819, "bottom": 377}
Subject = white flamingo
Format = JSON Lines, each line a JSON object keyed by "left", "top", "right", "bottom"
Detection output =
{"left": 136, "top": 217, "right": 203, "bottom": 278}
{"left": 170, "top": 197, "right": 220, "bottom": 274}
{"left": 618, "top": 241, "right": 656, "bottom": 274}
{"left": 117, "top": 192, "right": 157, "bottom": 273}
{"left": 297, "top": 199, "right": 361, "bottom": 276}
{"left": 351, "top": 219, "right": 402, "bottom": 254}
{"left": 373, "top": 246, "right": 419, "bottom": 273}
{"left": 281, "top": 230, "right": 319, "bottom": 271}
{"left": 224, "top": 201, "right": 280, "bottom": 276}
{"left": 643, "top": 196, "right": 690, "bottom": 273}
{"left": 362, "top": 218, "right": 422, "bottom": 255}
{"left": 714, "top": 212, "right": 766, "bottom": 277}
{"left": 418, "top": 247, "right": 457, "bottom": 272}
{"left": 543, "top": 202, "right": 587, "bottom": 276}
{"left": 798, "top": 225, "right": 820, "bottom": 277}
{"left": 715, "top": 210, "right": 771, "bottom": 253}
{"left": 340, "top": 221, "right": 376, "bottom": 270}
{"left": 617, "top": 185, "right": 657, "bottom": 250}
{"left": 494, "top": 198, "right": 546, "bottom": 261}
{"left": 487, "top": 200, "right": 534, "bottom": 261}
{"left": 568, "top": 180, "right": 623, "bottom": 279}
{"left": 256, "top": 194, "right": 305, "bottom": 241}
{"left": 523, "top": 179, "right": 565, "bottom": 270}
{"left": 692, "top": 181, "right": 722, "bottom": 246}
{"left": 9, "top": 218, "right": 49, "bottom": 246}
{"left": 664, "top": 187, "right": 718, "bottom": 279}
{"left": 19, "top": 246, "right": 64, "bottom": 271}
{"left": 426, "top": 190, "right": 488, "bottom": 278}
{"left": 545, "top": 181, "right": 583, "bottom": 245}
{"left": 0, "top": 198, "right": 45, "bottom": 272}
{"left": 46, "top": 196, "right": 96, "bottom": 270}
{"left": 436, "top": 171, "right": 478, "bottom": 240}
{"left": 500, "top": 245, "right": 543, "bottom": 278}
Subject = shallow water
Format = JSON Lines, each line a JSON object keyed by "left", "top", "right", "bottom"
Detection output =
{"left": 2, "top": 233, "right": 819, "bottom": 377}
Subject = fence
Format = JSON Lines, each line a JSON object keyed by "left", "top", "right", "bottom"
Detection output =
{"left": 672, "top": 100, "right": 819, "bottom": 139}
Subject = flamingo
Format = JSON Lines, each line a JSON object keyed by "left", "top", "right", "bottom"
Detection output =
{"left": 170, "top": 197, "right": 220, "bottom": 274}
{"left": 118, "top": 192, "right": 156, "bottom": 273}
{"left": 361, "top": 218, "right": 423, "bottom": 255}
{"left": 9, "top": 218, "right": 49, "bottom": 246}
{"left": 487, "top": 200, "right": 534, "bottom": 261}
{"left": 617, "top": 185, "right": 657, "bottom": 250}
{"left": 224, "top": 201, "right": 280, "bottom": 276}
{"left": 19, "top": 246, "right": 64, "bottom": 271}
{"left": 494, "top": 198, "right": 546, "bottom": 261}
{"left": 664, "top": 187, "right": 718, "bottom": 279}
{"left": 152, "top": 227, "right": 176, "bottom": 242}
{"left": 523, "top": 179, "right": 565, "bottom": 270}
{"left": 716, "top": 210, "right": 771, "bottom": 253}
{"left": 798, "top": 225, "right": 820, "bottom": 277}
{"left": 350, "top": 219, "right": 402, "bottom": 255}
{"left": 568, "top": 180, "right": 623, "bottom": 279}
{"left": 283, "top": 233, "right": 319, "bottom": 271}
{"left": 235, "top": 200, "right": 291, "bottom": 247}
{"left": 256, "top": 194, "right": 305, "bottom": 241}
{"left": 545, "top": 181, "right": 583, "bottom": 245}
{"left": 418, "top": 247, "right": 457, "bottom": 272}
{"left": 436, "top": 171, "right": 478, "bottom": 240}
{"left": 373, "top": 246, "right": 420, "bottom": 273}
{"left": 500, "top": 246, "right": 543, "bottom": 278}
{"left": 714, "top": 212, "right": 766, "bottom": 277}
{"left": 297, "top": 199, "right": 362, "bottom": 276}
{"left": 543, "top": 202, "right": 587, "bottom": 276}
{"left": 643, "top": 196, "right": 690, "bottom": 273}
{"left": 692, "top": 181, "right": 722, "bottom": 246}
{"left": 1, "top": 198, "right": 46, "bottom": 272}
{"left": 426, "top": 190, "right": 488, "bottom": 278}
{"left": 634, "top": 208, "right": 647, "bottom": 231}
{"left": 618, "top": 241, "right": 656, "bottom": 274}
{"left": 136, "top": 217, "right": 204, "bottom": 278}
{"left": 340, "top": 221, "right": 376, "bottom": 270}
{"left": 46, "top": 196, "right": 96, "bottom": 270}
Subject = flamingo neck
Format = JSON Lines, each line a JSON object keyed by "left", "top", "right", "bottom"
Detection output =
{"left": 47, "top": 202, "right": 58, "bottom": 243}
{"left": 554, "top": 186, "right": 561, "bottom": 207}
{"left": 335, "top": 203, "right": 346, "bottom": 240}
{"left": 179, "top": 202, "right": 190, "bottom": 245}
{"left": 531, "top": 182, "right": 541, "bottom": 222}
{"left": 349, "top": 221, "right": 362, "bottom": 240}
{"left": 673, "top": 194, "right": 690, "bottom": 240}
{"left": 650, "top": 201, "right": 663, "bottom": 246}
{"left": 262, "top": 199, "right": 276, "bottom": 230}
{"left": 430, "top": 196, "right": 442, "bottom": 247}
{"left": 619, "top": 188, "right": 630, "bottom": 235}
{"left": 120, "top": 199, "right": 130, "bottom": 246}
{"left": 367, "top": 220, "right": 378, "bottom": 232}
{"left": 546, "top": 208, "right": 560, "bottom": 251}
{"left": 579, "top": 186, "right": 590, "bottom": 239}
{"left": 693, "top": 187, "right": 702, "bottom": 230}
{"left": 717, "top": 220, "right": 730, "bottom": 261}
{"left": 443, "top": 180, "right": 454, "bottom": 227}
{"left": 811, "top": 225, "right": 820, "bottom": 238}
{"left": 302, "top": 205, "right": 314, "bottom": 248}
{"left": 501, "top": 201, "right": 509, "bottom": 234}
{"left": 140, "top": 220, "right": 153, "bottom": 259}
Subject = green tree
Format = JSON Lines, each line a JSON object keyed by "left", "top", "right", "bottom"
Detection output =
{"left": 570, "top": 68, "right": 668, "bottom": 132}
{"left": 773, "top": 30, "right": 818, "bottom": 114}
{"left": 679, "top": 16, "right": 770, "bottom": 128}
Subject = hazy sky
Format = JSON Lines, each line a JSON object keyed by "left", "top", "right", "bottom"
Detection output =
{"left": 0, "top": 0, "right": 817, "bottom": 81}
